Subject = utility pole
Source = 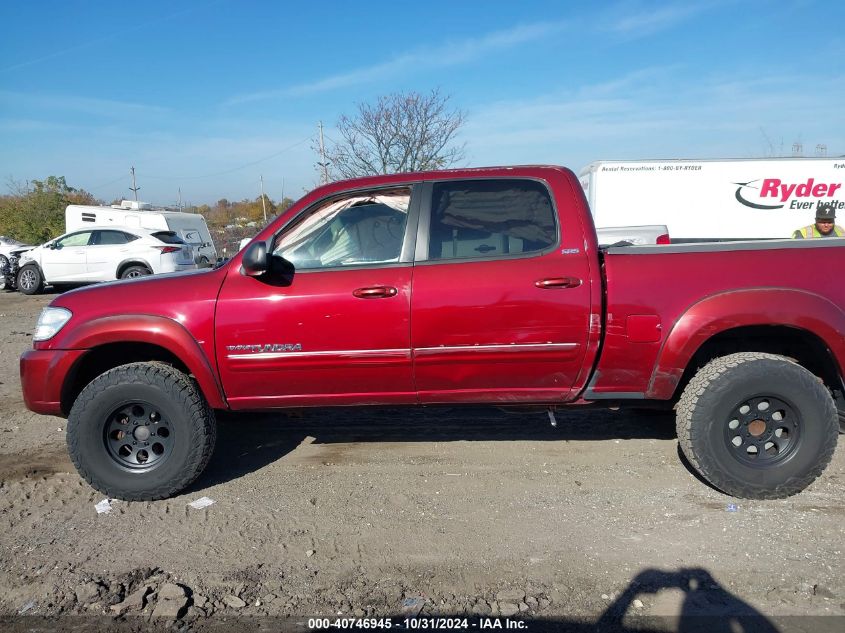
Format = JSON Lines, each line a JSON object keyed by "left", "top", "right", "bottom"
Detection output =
{"left": 129, "top": 166, "right": 140, "bottom": 201}
{"left": 260, "top": 175, "right": 267, "bottom": 224}
{"left": 318, "top": 121, "right": 329, "bottom": 184}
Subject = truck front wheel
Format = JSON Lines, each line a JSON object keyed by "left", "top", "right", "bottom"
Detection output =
{"left": 67, "top": 362, "right": 216, "bottom": 501}
{"left": 676, "top": 352, "right": 838, "bottom": 499}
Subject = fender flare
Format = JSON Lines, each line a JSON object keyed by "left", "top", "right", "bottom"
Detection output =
{"left": 648, "top": 288, "right": 845, "bottom": 399}
{"left": 56, "top": 314, "right": 227, "bottom": 409}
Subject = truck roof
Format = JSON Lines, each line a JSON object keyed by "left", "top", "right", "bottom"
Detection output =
{"left": 302, "top": 165, "right": 577, "bottom": 202}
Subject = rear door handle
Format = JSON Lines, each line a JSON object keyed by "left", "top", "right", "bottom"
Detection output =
{"left": 353, "top": 286, "right": 398, "bottom": 299}
{"left": 535, "top": 277, "right": 582, "bottom": 289}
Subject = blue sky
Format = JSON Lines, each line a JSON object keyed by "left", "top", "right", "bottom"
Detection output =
{"left": 1, "top": 0, "right": 843, "bottom": 205}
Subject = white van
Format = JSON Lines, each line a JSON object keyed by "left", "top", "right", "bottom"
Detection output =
{"left": 66, "top": 201, "right": 217, "bottom": 264}
{"left": 578, "top": 157, "right": 845, "bottom": 241}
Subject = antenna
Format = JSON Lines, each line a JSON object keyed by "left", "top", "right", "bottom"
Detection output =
{"left": 129, "top": 166, "right": 141, "bottom": 201}
{"left": 318, "top": 121, "right": 330, "bottom": 184}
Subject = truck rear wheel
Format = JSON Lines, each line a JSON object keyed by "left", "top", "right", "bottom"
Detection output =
{"left": 67, "top": 362, "right": 216, "bottom": 501}
{"left": 676, "top": 352, "right": 837, "bottom": 499}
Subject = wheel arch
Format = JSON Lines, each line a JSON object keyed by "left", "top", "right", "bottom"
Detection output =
{"left": 56, "top": 314, "right": 227, "bottom": 414}
{"left": 115, "top": 259, "right": 153, "bottom": 279}
{"left": 648, "top": 289, "right": 845, "bottom": 402}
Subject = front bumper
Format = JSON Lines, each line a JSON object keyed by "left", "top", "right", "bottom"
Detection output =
{"left": 20, "top": 348, "right": 86, "bottom": 416}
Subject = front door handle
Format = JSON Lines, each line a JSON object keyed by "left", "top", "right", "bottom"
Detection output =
{"left": 353, "top": 286, "right": 398, "bottom": 299}
{"left": 535, "top": 277, "right": 582, "bottom": 289}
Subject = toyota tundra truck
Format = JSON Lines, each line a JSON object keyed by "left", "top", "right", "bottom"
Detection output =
{"left": 19, "top": 166, "right": 845, "bottom": 501}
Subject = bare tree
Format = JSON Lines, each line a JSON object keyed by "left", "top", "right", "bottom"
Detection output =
{"left": 324, "top": 89, "right": 466, "bottom": 179}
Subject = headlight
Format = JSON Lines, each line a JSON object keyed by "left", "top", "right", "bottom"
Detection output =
{"left": 34, "top": 307, "right": 72, "bottom": 341}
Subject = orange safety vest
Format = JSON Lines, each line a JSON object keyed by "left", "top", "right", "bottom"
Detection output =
{"left": 794, "top": 224, "right": 845, "bottom": 238}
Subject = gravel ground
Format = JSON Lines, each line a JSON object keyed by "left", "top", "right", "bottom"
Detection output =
{"left": 0, "top": 289, "right": 843, "bottom": 632}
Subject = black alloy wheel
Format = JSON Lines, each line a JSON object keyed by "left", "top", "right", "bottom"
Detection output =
{"left": 676, "top": 352, "right": 838, "bottom": 499}
{"left": 104, "top": 402, "right": 174, "bottom": 470}
{"left": 723, "top": 396, "right": 800, "bottom": 466}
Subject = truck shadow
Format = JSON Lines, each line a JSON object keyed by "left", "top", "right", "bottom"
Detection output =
{"left": 192, "top": 405, "right": 678, "bottom": 492}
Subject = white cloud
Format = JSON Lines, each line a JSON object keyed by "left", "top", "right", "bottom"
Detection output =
{"left": 0, "top": 91, "right": 168, "bottom": 118}
{"left": 225, "top": 20, "right": 570, "bottom": 105}
{"left": 604, "top": 3, "right": 709, "bottom": 37}
{"left": 461, "top": 68, "right": 845, "bottom": 168}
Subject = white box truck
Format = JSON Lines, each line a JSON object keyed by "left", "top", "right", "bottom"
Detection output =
{"left": 66, "top": 201, "right": 217, "bottom": 264}
{"left": 579, "top": 157, "right": 845, "bottom": 241}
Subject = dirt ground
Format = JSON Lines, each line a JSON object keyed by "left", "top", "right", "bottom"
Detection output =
{"left": 0, "top": 289, "right": 843, "bottom": 632}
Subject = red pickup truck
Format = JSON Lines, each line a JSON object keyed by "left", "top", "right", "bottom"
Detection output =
{"left": 20, "top": 166, "right": 845, "bottom": 501}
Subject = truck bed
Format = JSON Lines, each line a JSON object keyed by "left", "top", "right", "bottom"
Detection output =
{"left": 588, "top": 238, "right": 845, "bottom": 399}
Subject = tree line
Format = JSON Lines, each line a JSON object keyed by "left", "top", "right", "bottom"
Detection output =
{"left": 0, "top": 182, "right": 296, "bottom": 247}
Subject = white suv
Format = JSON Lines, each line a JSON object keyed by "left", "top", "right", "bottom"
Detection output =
{"left": 16, "top": 227, "right": 196, "bottom": 295}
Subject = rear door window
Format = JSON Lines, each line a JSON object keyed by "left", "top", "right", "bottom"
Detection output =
{"left": 425, "top": 179, "right": 557, "bottom": 260}
{"left": 93, "top": 230, "right": 131, "bottom": 245}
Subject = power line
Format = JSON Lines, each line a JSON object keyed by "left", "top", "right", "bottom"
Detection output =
{"left": 88, "top": 174, "right": 131, "bottom": 192}
{"left": 143, "top": 136, "right": 312, "bottom": 181}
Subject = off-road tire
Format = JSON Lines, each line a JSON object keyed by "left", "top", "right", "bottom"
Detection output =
{"left": 67, "top": 362, "right": 216, "bottom": 501}
{"left": 676, "top": 352, "right": 838, "bottom": 499}
{"left": 120, "top": 265, "right": 151, "bottom": 279}
{"left": 17, "top": 264, "right": 43, "bottom": 295}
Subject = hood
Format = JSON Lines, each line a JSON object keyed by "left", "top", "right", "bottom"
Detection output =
{"left": 50, "top": 265, "right": 230, "bottom": 326}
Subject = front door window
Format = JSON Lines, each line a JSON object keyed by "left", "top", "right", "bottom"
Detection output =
{"left": 274, "top": 189, "right": 410, "bottom": 268}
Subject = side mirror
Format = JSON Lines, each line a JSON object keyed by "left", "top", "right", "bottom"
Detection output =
{"left": 47, "top": 242, "right": 57, "bottom": 250}
{"left": 241, "top": 241, "right": 268, "bottom": 277}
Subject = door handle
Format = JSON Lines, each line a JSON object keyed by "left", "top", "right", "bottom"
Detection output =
{"left": 353, "top": 286, "right": 398, "bottom": 299}
{"left": 535, "top": 277, "right": 582, "bottom": 289}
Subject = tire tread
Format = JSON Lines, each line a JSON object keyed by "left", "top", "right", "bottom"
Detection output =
{"left": 676, "top": 352, "right": 837, "bottom": 499}
{"left": 67, "top": 361, "right": 216, "bottom": 501}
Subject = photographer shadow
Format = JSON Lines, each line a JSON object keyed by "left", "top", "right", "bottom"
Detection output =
{"left": 594, "top": 567, "right": 779, "bottom": 633}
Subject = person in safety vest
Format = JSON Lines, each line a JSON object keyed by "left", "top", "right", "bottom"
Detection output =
{"left": 792, "top": 203, "right": 845, "bottom": 238}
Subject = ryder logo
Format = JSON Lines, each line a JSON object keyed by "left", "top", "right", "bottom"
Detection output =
{"left": 734, "top": 178, "right": 843, "bottom": 210}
